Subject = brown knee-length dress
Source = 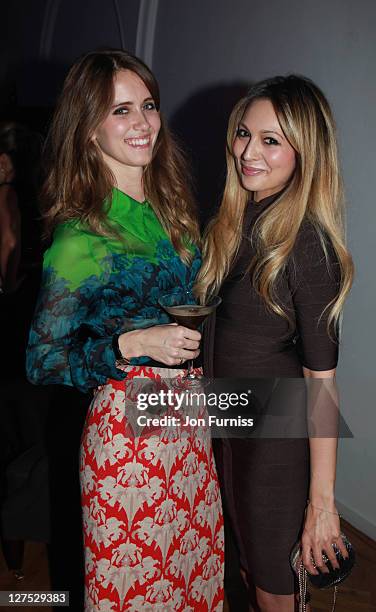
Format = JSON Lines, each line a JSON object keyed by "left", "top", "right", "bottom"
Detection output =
{"left": 205, "top": 192, "right": 341, "bottom": 595}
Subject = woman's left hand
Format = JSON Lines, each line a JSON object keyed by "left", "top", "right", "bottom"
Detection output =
{"left": 301, "top": 502, "right": 348, "bottom": 575}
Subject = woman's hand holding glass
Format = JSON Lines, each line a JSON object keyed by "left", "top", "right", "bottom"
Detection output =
{"left": 118, "top": 324, "right": 201, "bottom": 366}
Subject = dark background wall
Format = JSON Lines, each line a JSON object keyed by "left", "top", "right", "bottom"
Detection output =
{"left": 1, "top": 0, "right": 140, "bottom": 123}
{"left": 2, "top": 0, "right": 375, "bottom": 538}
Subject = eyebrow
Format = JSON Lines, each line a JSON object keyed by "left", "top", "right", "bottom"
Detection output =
{"left": 111, "top": 96, "right": 154, "bottom": 109}
{"left": 238, "top": 122, "right": 284, "bottom": 138}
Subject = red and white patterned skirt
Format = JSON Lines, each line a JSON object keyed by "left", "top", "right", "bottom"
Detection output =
{"left": 80, "top": 365, "right": 224, "bottom": 611}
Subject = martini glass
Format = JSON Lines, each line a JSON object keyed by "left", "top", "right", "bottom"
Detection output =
{"left": 159, "top": 291, "right": 222, "bottom": 388}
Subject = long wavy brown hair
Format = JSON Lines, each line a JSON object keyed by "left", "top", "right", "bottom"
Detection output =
{"left": 196, "top": 75, "right": 354, "bottom": 332}
{"left": 41, "top": 49, "right": 199, "bottom": 262}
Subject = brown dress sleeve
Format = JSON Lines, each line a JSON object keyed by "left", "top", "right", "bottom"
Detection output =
{"left": 288, "top": 223, "right": 341, "bottom": 371}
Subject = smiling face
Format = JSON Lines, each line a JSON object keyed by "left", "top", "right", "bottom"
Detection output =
{"left": 93, "top": 69, "right": 161, "bottom": 182}
{"left": 232, "top": 98, "right": 296, "bottom": 201}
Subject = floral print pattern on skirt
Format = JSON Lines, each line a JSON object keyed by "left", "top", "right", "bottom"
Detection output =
{"left": 80, "top": 365, "right": 224, "bottom": 611}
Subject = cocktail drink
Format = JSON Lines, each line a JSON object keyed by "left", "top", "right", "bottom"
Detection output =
{"left": 159, "top": 292, "right": 222, "bottom": 388}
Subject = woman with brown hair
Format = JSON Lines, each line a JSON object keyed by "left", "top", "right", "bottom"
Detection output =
{"left": 197, "top": 75, "right": 353, "bottom": 610}
{"left": 26, "top": 49, "right": 224, "bottom": 611}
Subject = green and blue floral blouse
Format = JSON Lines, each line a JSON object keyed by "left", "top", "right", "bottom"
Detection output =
{"left": 26, "top": 188, "right": 200, "bottom": 393}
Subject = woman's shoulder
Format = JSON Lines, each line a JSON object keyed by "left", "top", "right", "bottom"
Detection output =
{"left": 290, "top": 220, "right": 340, "bottom": 278}
{"left": 45, "top": 221, "right": 89, "bottom": 261}
{"left": 43, "top": 221, "right": 108, "bottom": 287}
{"left": 0, "top": 184, "right": 20, "bottom": 221}
{"left": 294, "top": 220, "right": 336, "bottom": 257}
{"left": 295, "top": 219, "right": 322, "bottom": 243}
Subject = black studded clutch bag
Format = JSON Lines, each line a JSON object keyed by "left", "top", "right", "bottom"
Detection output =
{"left": 290, "top": 534, "right": 355, "bottom": 611}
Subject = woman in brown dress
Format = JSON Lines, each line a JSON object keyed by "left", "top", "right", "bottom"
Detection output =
{"left": 197, "top": 75, "right": 354, "bottom": 610}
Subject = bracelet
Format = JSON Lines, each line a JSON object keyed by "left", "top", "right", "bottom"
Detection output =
{"left": 307, "top": 500, "right": 341, "bottom": 516}
{"left": 112, "top": 334, "right": 131, "bottom": 365}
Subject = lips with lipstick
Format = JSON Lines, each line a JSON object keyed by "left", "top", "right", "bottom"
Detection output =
{"left": 124, "top": 136, "right": 152, "bottom": 149}
{"left": 241, "top": 165, "right": 268, "bottom": 176}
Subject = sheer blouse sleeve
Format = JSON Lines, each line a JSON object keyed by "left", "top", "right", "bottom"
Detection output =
{"left": 288, "top": 223, "right": 341, "bottom": 371}
{"left": 26, "top": 224, "right": 125, "bottom": 393}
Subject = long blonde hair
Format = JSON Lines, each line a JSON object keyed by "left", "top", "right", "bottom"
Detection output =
{"left": 196, "top": 75, "right": 353, "bottom": 331}
{"left": 41, "top": 49, "right": 199, "bottom": 262}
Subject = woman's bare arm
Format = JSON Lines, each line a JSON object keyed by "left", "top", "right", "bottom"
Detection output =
{"left": 301, "top": 366, "right": 348, "bottom": 574}
{"left": 0, "top": 186, "right": 21, "bottom": 291}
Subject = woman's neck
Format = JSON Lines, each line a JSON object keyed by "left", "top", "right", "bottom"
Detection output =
{"left": 119, "top": 184, "right": 145, "bottom": 202}
{"left": 115, "top": 170, "right": 145, "bottom": 201}
{"left": 104, "top": 156, "right": 145, "bottom": 202}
